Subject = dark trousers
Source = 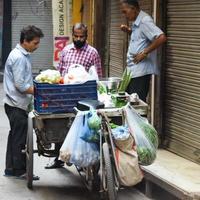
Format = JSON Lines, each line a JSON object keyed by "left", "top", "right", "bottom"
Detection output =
{"left": 4, "top": 104, "right": 28, "bottom": 175}
{"left": 126, "top": 74, "right": 151, "bottom": 102}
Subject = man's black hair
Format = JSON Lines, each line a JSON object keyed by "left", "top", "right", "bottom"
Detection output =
{"left": 120, "top": 0, "right": 139, "bottom": 8}
{"left": 72, "top": 23, "right": 88, "bottom": 36}
{"left": 20, "top": 25, "right": 44, "bottom": 44}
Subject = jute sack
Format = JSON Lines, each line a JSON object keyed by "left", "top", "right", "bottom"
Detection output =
{"left": 114, "top": 134, "right": 134, "bottom": 151}
{"left": 115, "top": 148, "right": 143, "bottom": 186}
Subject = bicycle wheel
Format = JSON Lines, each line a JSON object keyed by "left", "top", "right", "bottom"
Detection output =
{"left": 103, "top": 142, "right": 117, "bottom": 200}
{"left": 26, "top": 116, "right": 33, "bottom": 189}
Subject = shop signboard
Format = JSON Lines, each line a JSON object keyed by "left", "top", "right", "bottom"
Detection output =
{"left": 52, "top": 0, "right": 71, "bottom": 68}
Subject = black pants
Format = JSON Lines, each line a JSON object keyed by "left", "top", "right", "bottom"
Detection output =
{"left": 126, "top": 74, "right": 151, "bottom": 102}
{"left": 4, "top": 104, "right": 28, "bottom": 175}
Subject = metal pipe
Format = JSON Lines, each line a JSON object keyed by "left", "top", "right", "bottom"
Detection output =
{"left": 151, "top": 0, "right": 158, "bottom": 126}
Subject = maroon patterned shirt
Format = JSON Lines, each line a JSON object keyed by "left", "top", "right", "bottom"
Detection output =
{"left": 57, "top": 43, "right": 102, "bottom": 77}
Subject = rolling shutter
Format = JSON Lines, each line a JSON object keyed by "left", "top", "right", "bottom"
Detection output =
{"left": 12, "top": 0, "right": 53, "bottom": 73}
{"left": 108, "top": 0, "right": 127, "bottom": 77}
{"left": 139, "top": 0, "right": 152, "bottom": 15}
{"left": 163, "top": 0, "right": 200, "bottom": 164}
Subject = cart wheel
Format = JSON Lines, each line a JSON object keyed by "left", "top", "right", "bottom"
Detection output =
{"left": 26, "top": 116, "right": 33, "bottom": 189}
{"left": 102, "top": 143, "right": 117, "bottom": 200}
{"left": 86, "top": 164, "right": 100, "bottom": 192}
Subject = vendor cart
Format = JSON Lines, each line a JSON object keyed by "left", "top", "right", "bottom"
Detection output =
{"left": 25, "top": 99, "right": 147, "bottom": 190}
{"left": 26, "top": 79, "right": 148, "bottom": 194}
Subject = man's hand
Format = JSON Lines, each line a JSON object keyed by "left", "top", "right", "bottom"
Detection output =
{"left": 133, "top": 51, "right": 148, "bottom": 64}
{"left": 24, "top": 86, "right": 34, "bottom": 95}
{"left": 120, "top": 24, "right": 132, "bottom": 34}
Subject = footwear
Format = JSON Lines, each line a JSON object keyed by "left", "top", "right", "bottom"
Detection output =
{"left": 16, "top": 173, "right": 40, "bottom": 181}
{"left": 4, "top": 169, "right": 15, "bottom": 177}
{"left": 66, "top": 162, "right": 73, "bottom": 167}
{"left": 45, "top": 160, "right": 64, "bottom": 169}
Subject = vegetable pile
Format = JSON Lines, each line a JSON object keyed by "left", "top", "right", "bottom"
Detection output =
{"left": 35, "top": 69, "right": 61, "bottom": 84}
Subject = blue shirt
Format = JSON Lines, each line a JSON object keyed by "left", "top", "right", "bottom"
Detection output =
{"left": 127, "top": 11, "right": 164, "bottom": 78}
{"left": 3, "top": 44, "right": 33, "bottom": 111}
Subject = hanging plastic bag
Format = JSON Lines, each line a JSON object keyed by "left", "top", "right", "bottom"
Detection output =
{"left": 124, "top": 105, "right": 158, "bottom": 166}
{"left": 80, "top": 112, "right": 101, "bottom": 143}
{"left": 59, "top": 112, "right": 100, "bottom": 167}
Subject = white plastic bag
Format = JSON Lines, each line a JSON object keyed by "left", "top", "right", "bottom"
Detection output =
{"left": 59, "top": 112, "right": 100, "bottom": 167}
{"left": 124, "top": 105, "right": 158, "bottom": 166}
{"left": 88, "top": 65, "right": 99, "bottom": 81}
{"left": 63, "top": 64, "right": 90, "bottom": 84}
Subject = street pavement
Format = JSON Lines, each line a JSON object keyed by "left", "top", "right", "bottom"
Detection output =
{"left": 0, "top": 83, "right": 150, "bottom": 200}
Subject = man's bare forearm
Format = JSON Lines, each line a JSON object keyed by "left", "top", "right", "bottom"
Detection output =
{"left": 143, "top": 34, "right": 167, "bottom": 55}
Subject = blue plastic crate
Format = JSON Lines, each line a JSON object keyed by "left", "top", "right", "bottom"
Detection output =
{"left": 34, "top": 80, "right": 97, "bottom": 114}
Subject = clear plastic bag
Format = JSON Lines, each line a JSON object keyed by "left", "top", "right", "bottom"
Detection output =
{"left": 80, "top": 112, "right": 100, "bottom": 143}
{"left": 124, "top": 105, "right": 158, "bottom": 166}
{"left": 59, "top": 112, "right": 100, "bottom": 167}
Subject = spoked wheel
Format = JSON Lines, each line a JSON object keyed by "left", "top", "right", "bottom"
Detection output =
{"left": 102, "top": 142, "right": 117, "bottom": 200}
{"left": 77, "top": 164, "right": 100, "bottom": 192}
{"left": 26, "top": 116, "right": 34, "bottom": 189}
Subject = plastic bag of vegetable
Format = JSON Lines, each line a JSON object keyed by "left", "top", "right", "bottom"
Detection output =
{"left": 124, "top": 105, "right": 158, "bottom": 165}
{"left": 59, "top": 112, "right": 100, "bottom": 167}
{"left": 80, "top": 111, "right": 101, "bottom": 143}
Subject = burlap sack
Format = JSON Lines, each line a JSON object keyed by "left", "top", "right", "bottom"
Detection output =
{"left": 114, "top": 134, "right": 134, "bottom": 151}
{"left": 115, "top": 148, "right": 143, "bottom": 186}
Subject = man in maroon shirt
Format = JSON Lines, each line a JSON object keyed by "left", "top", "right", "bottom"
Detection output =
{"left": 57, "top": 23, "right": 102, "bottom": 77}
{"left": 45, "top": 23, "right": 102, "bottom": 169}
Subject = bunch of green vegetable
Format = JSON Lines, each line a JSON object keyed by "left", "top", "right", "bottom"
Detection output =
{"left": 111, "top": 95, "right": 128, "bottom": 108}
{"left": 140, "top": 123, "right": 158, "bottom": 149}
{"left": 118, "top": 68, "right": 132, "bottom": 92}
{"left": 135, "top": 122, "right": 158, "bottom": 165}
{"left": 137, "top": 146, "right": 156, "bottom": 165}
{"left": 98, "top": 82, "right": 107, "bottom": 94}
{"left": 109, "top": 122, "right": 119, "bottom": 129}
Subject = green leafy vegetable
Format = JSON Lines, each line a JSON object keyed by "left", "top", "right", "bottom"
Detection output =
{"left": 109, "top": 122, "right": 119, "bottom": 129}
{"left": 98, "top": 82, "right": 107, "bottom": 94}
{"left": 118, "top": 68, "right": 132, "bottom": 92}
{"left": 140, "top": 123, "right": 158, "bottom": 149}
{"left": 137, "top": 146, "right": 156, "bottom": 165}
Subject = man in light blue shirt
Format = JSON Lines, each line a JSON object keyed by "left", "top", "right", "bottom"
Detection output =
{"left": 120, "top": 0, "right": 167, "bottom": 101}
{"left": 3, "top": 25, "right": 43, "bottom": 179}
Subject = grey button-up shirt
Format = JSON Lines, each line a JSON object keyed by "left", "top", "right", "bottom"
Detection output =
{"left": 3, "top": 44, "right": 33, "bottom": 111}
{"left": 127, "top": 11, "right": 164, "bottom": 78}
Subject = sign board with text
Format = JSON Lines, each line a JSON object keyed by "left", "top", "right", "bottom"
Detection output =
{"left": 52, "top": 0, "right": 71, "bottom": 67}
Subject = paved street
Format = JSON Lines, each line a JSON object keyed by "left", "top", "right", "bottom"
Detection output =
{"left": 0, "top": 83, "right": 150, "bottom": 200}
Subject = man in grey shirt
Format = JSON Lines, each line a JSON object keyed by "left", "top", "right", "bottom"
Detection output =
{"left": 3, "top": 25, "right": 43, "bottom": 179}
{"left": 120, "top": 0, "right": 167, "bottom": 101}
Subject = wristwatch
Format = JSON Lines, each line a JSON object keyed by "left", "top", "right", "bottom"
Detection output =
{"left": 142, "top": 49, "right": 148, "bottom": 58}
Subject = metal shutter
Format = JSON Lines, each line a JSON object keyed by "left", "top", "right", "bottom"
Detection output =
{"left": 139, "top": 0, "right": 152, "bottom": 15}
{"left": 108, "top": 0, "right": 127, "bottom": 77}
{"left": 12, "top": 0, "right": 53, "bottom": 73}
{"left": 163, "top": 0, "right": 200, "bottom": 164}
